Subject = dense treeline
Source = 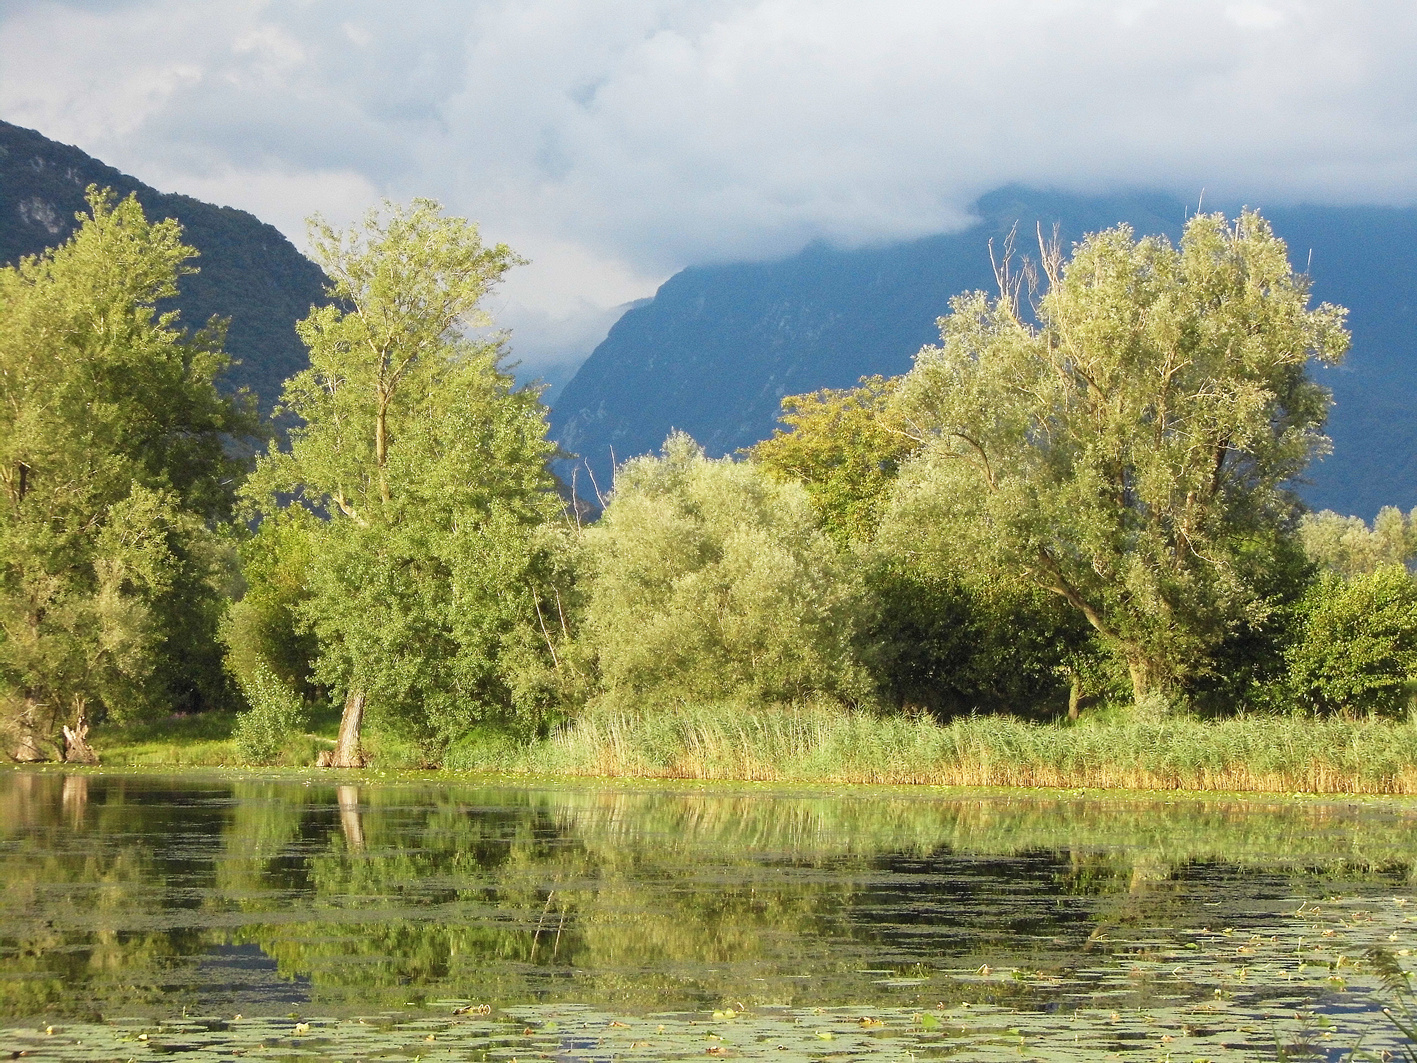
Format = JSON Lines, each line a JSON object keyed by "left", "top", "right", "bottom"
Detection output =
{"left": 4, "top": 189, "right": 1416, "bottom": 768}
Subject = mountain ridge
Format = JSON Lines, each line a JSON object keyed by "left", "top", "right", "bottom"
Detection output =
{"left": 0, "top": 120, "right": 327, "bottom": 412}
{"left": 551, "top": 188, "right": 1417, "bottom": 519}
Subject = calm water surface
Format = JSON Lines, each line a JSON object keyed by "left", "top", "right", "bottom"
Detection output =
{"left": 1, "top": 772, "right": 1415, "bottom": 1061}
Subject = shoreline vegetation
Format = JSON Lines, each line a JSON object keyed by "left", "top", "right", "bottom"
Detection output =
{"left": 9, "top": 194, "right": 1417, "bottom": 796}
{"left": 78, "top": 701, "right": 1417, "bottom": 796}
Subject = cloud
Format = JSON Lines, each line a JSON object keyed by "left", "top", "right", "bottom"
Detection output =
{"left": 4, "top": 0, "right": 1417, "bottom": 372}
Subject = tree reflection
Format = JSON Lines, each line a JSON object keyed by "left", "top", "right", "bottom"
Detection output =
{"left": 0, "top": 774, "right": 1413, "bottom": 1021}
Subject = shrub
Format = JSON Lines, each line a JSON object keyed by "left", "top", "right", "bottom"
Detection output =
{"left": 232, "top": 665, "right": 309, "bottom": 765}
{"left": 1288, "top": 566, "right": 1417, "bottom": 716}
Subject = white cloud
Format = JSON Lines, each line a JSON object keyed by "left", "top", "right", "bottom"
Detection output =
{"left": 4, "top": 0, "right": 1417, "bottom": 373}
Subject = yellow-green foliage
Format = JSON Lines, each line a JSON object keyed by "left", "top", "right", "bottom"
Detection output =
{"left": 749, "top": 375, "right": 918, "bottom": 544}
{"left": 1300, "top": 506, "right": 1417, "bottom": 577}
{"left": 233, "top": 664, "right": 310, "bottom": 765}
{"left": 0, "top": 188, "right": 260, "bottom": 734}
{"left": 890, "top": 212, "right": 1348, "bottom": 704}
{"left": 579, "top": 433, "right": 870, "bottom": 705}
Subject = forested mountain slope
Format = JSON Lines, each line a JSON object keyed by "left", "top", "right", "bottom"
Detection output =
{"left": 0, "top": 120, "right": 326, "bottom": 411}
{"left": 551, "top": 188, "right": 1417, "bottom": 518}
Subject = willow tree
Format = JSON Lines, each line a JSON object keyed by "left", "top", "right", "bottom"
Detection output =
{"left": 580, "top": 433, "right": 869, "bottom": 706}
{"left": 243, "top": 200, "right": 564, "bottom": 767}
{"left": 888, "top": 212, "right": 1349, "bottom": 706}
{"left": 0, "top": 189, "right": 259, "bottom": 758}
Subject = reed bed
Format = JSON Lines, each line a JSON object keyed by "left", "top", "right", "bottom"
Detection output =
{"left": 499, "top": 700, "right": 1417, "bottom": 794}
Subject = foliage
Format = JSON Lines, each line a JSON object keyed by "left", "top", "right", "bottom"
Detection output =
{"left": 859, "top": 561, "right": 1100, "bottom": 719}
{"left": 1287, "top": 566, "right": 1417, "bottom": 717}
{"left": 890, "top": 212, "right": 1349, "bottom": 704}
{"left": 232, "top": 664, "right": 310, "bottom": 765}
{"left": 220, "top": 508, "right": 320, "bottom": 698}
{"left": 242, "top": 199, "right": 568, "bottom": 756}
{"left": 0, "top": 188, "right": 260, "bottom": 747}
{"left": 1300, "top": 506, "right": 1417, "bottom": 577}
{"left": 749, "top": 379, "right": 1098, "bottom": 719}
{"left": 578, "top": 433, "right": 870, "bottom": 705}
{"left": 749, "top": 375, "right": 919, "bottom": 544}
{"left": 1, "top": 118, "right": 330, "bottom": 415}
{"left": 1181, "top": 531, "right": 1317, "bottom": 717}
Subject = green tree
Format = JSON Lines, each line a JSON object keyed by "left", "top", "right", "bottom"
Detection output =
{"left": 749, "top": 376, "right": 919, "bottom": 544}
{"left": 0, "top": 189, "right": 259, "bottom": 757}
{"left": 750, "top": 377, "right": 1097, "bottom": 720}
{"left": 242, "top": 199, "right": 566, "bottom": 767}
{"left": 578, "top": 433, "right": 869, "bottom": 706}
{"left": 1288, "top": 566, "right": 1417, "bottom": 717}
{"left": 1299, "top": 506, "right": 1417, "bottom": 578}
{"left": 889, "top": 212, "right": 1349, "bottom": 706}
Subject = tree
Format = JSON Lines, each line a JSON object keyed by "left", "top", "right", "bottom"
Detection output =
{"left": 1299, "top": 506, "right": 1417, "bottom": 578}
{"left": 889, "top": 212, "right": 1349, "bottom": 706}
{"left": 577, "top": 433, "right": 869, "bottom": 706}
{"left": 1288, "top": 566, "right": 1417, "bottom": 717}
{"left": 242, "top": 200, "right": 565, "bottom": 767}
{"left": 0, "top": 188, "right": 260, "bottom": 758}
{"left": 749, "top": 376, "right": 919, "bottom": 545}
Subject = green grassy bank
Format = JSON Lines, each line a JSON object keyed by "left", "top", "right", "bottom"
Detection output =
{"left": 89, "top": 699, "right": 1417, "bottom": 795}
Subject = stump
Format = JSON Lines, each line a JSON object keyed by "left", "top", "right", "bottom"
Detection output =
{"left": 62, "top": 720, "right": 99, "bottom": 765}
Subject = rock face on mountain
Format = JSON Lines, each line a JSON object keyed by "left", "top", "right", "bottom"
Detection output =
{"left": 552, "top": 188, "right": 1417, "bottom": 518}
{"left": 0, "top": 120, "right": 326, "bottom": 411}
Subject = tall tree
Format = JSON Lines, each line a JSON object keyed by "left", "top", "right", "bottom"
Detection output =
{"left": 0, "top": 188, "right": 259, "bottom": 758}
{"left": 243, "top": 200, "right": 565, "bottom": 767}
{"left": 888, "top": 212, "right": 1349, "bottom": 705}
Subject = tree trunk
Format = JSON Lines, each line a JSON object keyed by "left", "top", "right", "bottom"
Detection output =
{"left": 12, "top": 697, "right": 48, "bottom": 762}
{"left": 62, "top": 700, "right": 99, "bottom": 765}
{"left": 1067, "top": 673, "right": 1082, "bottom": 721}
{"left": 12, "top": 732, "right": 47, "bottom": 762}
{"left": 1127, "top": 657, "right": 1161, "bottom": 707}
{"left": 325, "top": 689, "right": 366, "bottom": 768}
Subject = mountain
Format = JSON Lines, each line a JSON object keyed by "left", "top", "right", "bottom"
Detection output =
{"left": 551, "top": 188, "right": 1417, "bottom": 519}
{"left": 0, "top": 120, "right": 326, "bottom": 411}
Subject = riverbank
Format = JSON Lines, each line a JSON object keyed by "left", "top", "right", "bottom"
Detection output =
{"left": 84, "top": 699, "right": 1417, "bottom": 795}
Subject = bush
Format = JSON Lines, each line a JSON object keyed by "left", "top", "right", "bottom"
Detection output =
{"left": 232, "top": 665, "right": 310, "bottom": 764}
{"left": 578, "top": 433, "right": 871, "bottom": 705}
{"left": 1288, "top": 566, "right": 1417, "bottom": 716}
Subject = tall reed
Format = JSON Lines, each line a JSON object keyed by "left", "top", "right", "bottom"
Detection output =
{"left": 491, "top": 700, "right": 1417, "bottom": 794}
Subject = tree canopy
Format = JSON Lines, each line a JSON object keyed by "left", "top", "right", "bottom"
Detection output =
{"left": 0, "top": 188, "right": 260, "bottom": 755}
{"left": 579, "top": 433, "right": 869, "bottom": 706}
{"left": 241, "top": 200, "right": 565, "bottom": 764}
{"left": 888, "top": 212, "right": 1349, "bottom": 705}
{"left": 749, "top": 376, "right": 918, "bottom": 545}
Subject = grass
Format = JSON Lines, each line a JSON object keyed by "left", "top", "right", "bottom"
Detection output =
{"left": 80, "top": 698, "right": 1417, "bottom": 795}
{"left": 447, "top": 698, "right": 1417, "bottom": 794}
{"left": 93, "top": 707, "right": 338, "bottom": 768}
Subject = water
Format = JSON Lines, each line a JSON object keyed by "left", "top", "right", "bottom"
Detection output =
{"left": 1, "top": 771, "right": 1415, "bottom": 1060}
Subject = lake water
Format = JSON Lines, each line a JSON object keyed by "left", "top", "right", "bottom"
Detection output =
{"left": 0, "top": 772, "right": 1415, "bottom": 1061}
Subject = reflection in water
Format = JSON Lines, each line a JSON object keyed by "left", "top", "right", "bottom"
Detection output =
{"left": 59, "top": 775, "right": 86, "bottom": 830}
{"left": 335, "top": 785, "right": 364, "bottom": 852}
{"left": 0, "top": 772, "right": 1413, "bottom": 1027}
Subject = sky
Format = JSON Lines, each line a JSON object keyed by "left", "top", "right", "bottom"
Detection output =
{"left": 3, "top": 0, "right": 1416, "bottom": 383}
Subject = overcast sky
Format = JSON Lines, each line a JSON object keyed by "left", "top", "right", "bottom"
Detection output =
{"left": 3, "top": 0, "right": 1415, "bottom": 380}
